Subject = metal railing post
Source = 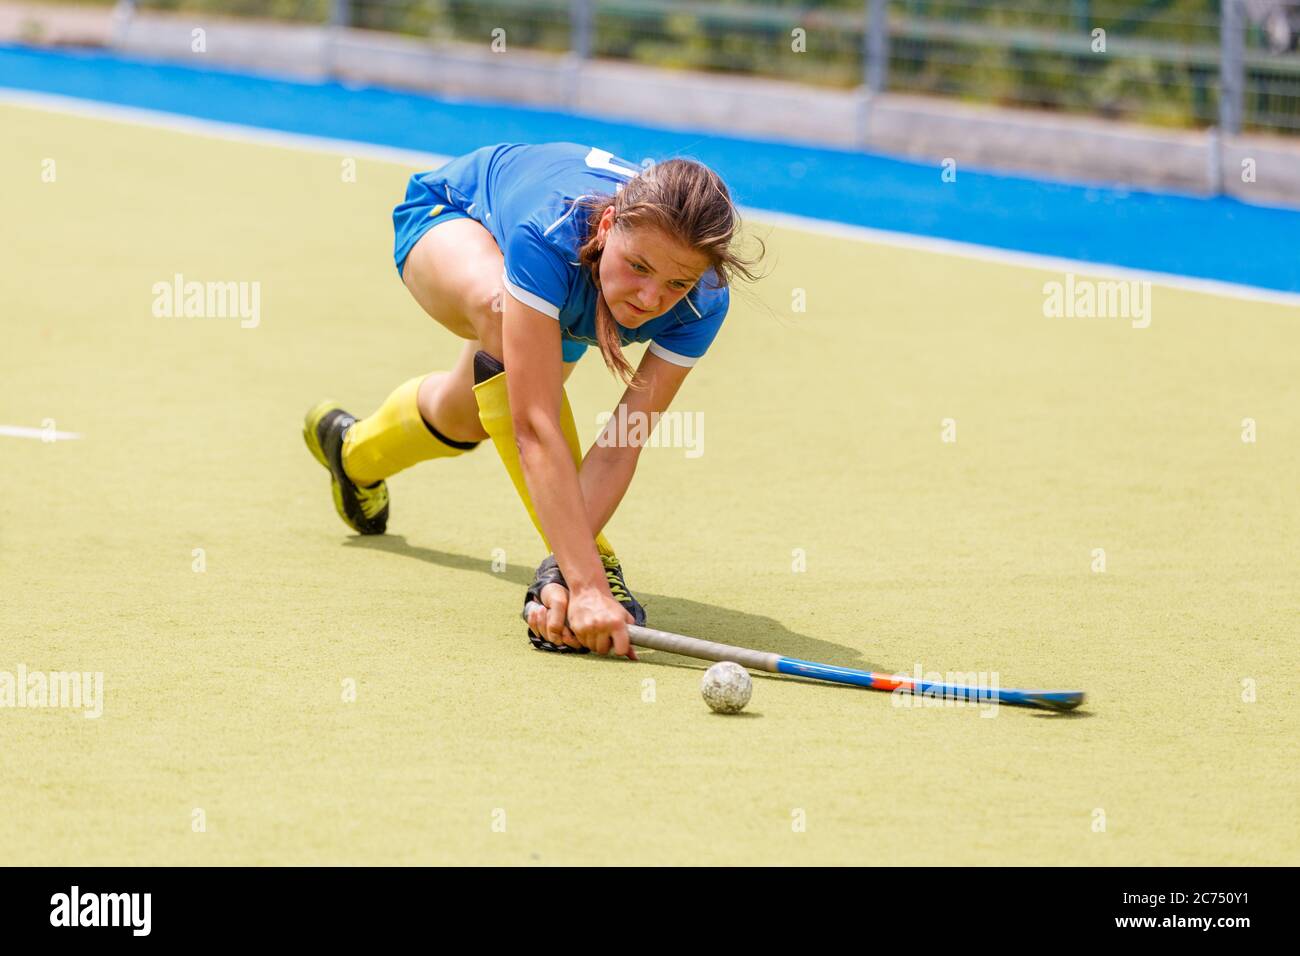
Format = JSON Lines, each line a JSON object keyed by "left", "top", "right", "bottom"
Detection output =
{"left": 1212, "top": 0, "right": 1246, "bottom": 195}
{"left": 572, "top": 0, "right": 593, "bottom": 61}
{"left": 1219, "top": 0, "right": 1244, "bottom": 135}
{"left": 567, "top": 0, "right": 594, "bottom": 109}
{"left": 866, "top": 0, "right": 888, "bottom": 94}
{"left": 110, "top": 0, "right": 136, "bottom": 49}
{"left": 324, "top": 0, "right": 350, "bottom": 79}
{"left": 858, "top": 0, "right": 888, "bottom": 148}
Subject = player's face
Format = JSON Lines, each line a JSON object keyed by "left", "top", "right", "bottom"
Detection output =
{"left": 596, "top": 208, "right": 710, "bottom": 328}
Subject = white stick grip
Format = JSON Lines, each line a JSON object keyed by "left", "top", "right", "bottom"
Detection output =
{"left": 625, "top": 624, "right": 780, "bottom": 672}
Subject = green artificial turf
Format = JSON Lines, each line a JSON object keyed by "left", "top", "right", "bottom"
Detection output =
{"left": 2, "top": 102, "right": 1297, "bottom": 865}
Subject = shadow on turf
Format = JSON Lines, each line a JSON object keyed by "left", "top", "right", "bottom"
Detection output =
{"left": 344, "top": 536, "right": 1092, "bottom": 714}
{"left": 343, "top": 534, "right": 889, "bottom": 671}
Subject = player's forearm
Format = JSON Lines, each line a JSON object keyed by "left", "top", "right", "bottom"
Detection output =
{"left": 579, "top": 442, "right": 638, "bottom": 539}
{"left": 516, "top": 426, "right": 606, "bottom": 592}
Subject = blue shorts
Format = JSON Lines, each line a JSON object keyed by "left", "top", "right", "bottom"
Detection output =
{"left": 391, "top": 173, "right": 590, "bottom": 364}
{"left": 393, "top": 173, "right": 472, "bottom": 279}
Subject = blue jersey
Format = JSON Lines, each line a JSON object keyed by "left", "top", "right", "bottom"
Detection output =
{"left": 394, "top": 142, "right": 729, "bottom": 367}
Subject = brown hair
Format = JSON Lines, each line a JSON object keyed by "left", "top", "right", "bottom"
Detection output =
{"left": 572, "top": 158, "right": 766, "bottom": 386}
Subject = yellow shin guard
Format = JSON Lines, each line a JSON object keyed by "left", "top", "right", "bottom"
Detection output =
{"left": 342, "top": 375, "right": 479, "bottom": 486}
{"left": 472, "top": 365, "right": 615, "bottom": 557}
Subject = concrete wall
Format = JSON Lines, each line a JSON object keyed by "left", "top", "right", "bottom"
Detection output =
{"left": 4, "top": 2, "right": 1297, "bottom": 206}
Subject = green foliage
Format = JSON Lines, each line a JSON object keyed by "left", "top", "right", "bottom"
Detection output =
{"left": 71, "top": 1, "right": 1300, "bottom": 132}
{"left": 138, "top": 0, "right": 332, "bottom": 22}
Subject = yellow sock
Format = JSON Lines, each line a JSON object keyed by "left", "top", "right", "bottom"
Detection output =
{"left": 342, "top": 375, "right": 479, "bottom": 485}
{"left": 473, "top": 369, "right": 616, "bottom": 558}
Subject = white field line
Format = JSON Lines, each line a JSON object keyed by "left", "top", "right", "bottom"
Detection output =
{"left": 0, "top": 425, "right": 83, "bottom": 440}
{"left": 4, "top": 86, "right": 1299, "bottom": 308}
{"left": 0, "top": 87, "right": 448, "bottom": 167}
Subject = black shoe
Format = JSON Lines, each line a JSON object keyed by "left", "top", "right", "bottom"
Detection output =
{"left": 302, "top": 400, "right": 389, "bottom": 535}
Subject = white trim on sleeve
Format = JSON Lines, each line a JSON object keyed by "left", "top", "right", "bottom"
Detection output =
{"left": 647, "top": 342, "right": 699, "bottom": 367}
{"left": 501, "top": 267, "right": 561, "bottom": 320}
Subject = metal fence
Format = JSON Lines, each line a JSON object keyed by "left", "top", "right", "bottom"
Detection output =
{"left": 121, "top": 0, "right": 1300, "bottom": 134}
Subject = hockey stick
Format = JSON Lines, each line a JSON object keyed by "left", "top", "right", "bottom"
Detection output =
{"left": 523, "top": 602, "right": 1085, "bottom": 711}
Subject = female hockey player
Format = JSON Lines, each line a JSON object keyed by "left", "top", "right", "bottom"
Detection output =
{"left": 304, "top": 142, "right": 762, "bottom": 658}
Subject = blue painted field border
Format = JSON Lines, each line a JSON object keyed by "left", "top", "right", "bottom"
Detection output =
{"left": 2, "top": 42, "right": 1298, "bottom": 294}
